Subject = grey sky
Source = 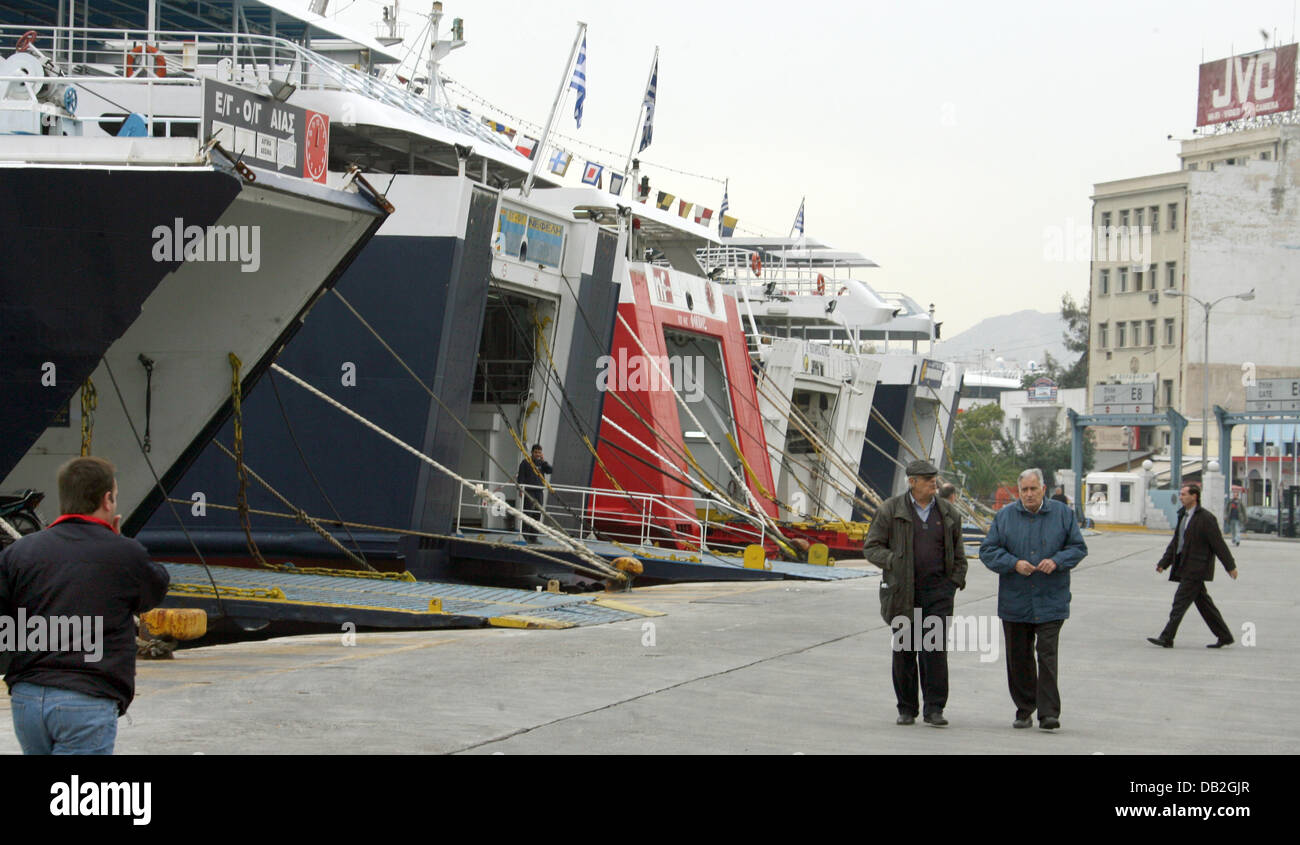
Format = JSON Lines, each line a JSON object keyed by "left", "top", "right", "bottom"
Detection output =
{"left": 340, "top": 0, "right": 1298, "bottom": 336}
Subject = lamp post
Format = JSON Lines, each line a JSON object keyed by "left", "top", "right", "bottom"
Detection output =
{"left": 1166, "top": 287, "right": 1255, "bottom": 481}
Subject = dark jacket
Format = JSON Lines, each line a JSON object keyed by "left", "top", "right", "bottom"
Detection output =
{"left": 979, "top": 498, "right": 1088, "bottom": 623}
{"left": 1158, "top": 506, "right": 1235, "bottom": 582}
{"left": 0, "top": 517, "right": 170, "bottom": 714}
{"left": 864, "top": 493, "right": 967, "bottom": 624}
{"left": 516, "top": 458, "right": 553, "bottom": 491}
{"left": 1225, "top": 501, "right": 1243, "bottom": 525}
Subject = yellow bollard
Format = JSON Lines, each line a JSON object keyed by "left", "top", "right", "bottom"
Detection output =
{"left": 139, "top": 608, "right": 207, "bottom": 641}
{"left": 743, "top": 544, "right": 770, "bottom": 570}
{"left": 428, "top": 598, "right": 443, "bottom": 613}
{"left": 807, "top": 543, "right": 831, "bottom": 567}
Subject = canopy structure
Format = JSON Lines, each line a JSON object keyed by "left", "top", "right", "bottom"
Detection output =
{"left": 4, "top": 0, "right": 405, "bottom": 62}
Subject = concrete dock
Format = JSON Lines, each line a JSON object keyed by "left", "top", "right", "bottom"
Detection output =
{"left": 2, "top": 531, "right": 1295, "bottom": 754}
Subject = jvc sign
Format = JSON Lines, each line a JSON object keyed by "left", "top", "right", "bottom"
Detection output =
{"left": 202, "top": 79, "right": 330, "bottom": 183}
{"left": 1093, "top": 383, "right": 1154, "bottom": 415}
{"left": 1246, "top": 378, "right": 1300, "bottom": 411}
{"left": 1197, "top": 44, "right": 1298, "bottom": 126}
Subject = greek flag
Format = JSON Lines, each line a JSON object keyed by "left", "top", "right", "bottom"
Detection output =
{"left": 718, "top": 184, "right": 729, "bottom": 236}
{"left": 639, "top": 56, "right": 657, "bottom": 152}
{"left": 569, "top": 35, "right": 587, "bottom": 128}
{"left": 793, "top": 197, "right": 805, "bottom": 236}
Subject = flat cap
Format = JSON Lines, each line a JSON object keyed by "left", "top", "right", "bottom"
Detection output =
{"left": 905, "top": 459, "right": 939, "bottom": 477}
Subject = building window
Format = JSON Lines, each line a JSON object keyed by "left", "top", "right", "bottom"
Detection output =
{"left": 1163, "top": 379, "right": 1173, "bottom": 408}
{"left": 1146, "top": 319, "right": 1156, "bottom": 346}
{"left": 1099, "top": 268, "right": 1110, "bottom": 295}
{"left": 1101, "top": 211, "right": 1112, "bottom": 229}
{"left": 1164, "top": 317, "right": 1175, "bottom": 345}
{"left": 1136, "top": 208, "right": 1145, "bottom": 229}
{"left": 1168, "top": 203, "right": 1178, "bottom": 230}
{"left": 1132, "top": 321, "right": 1143, "bottom": 344}
{"left": 1117, "top": 322, "right": 1127, "bottom": 347}
{"left": 1134, "top": 269, "right": 1144, "bottom": 291}
{"left": 1120, "top": 483, "right": 1133, "bottom": 504}
{"left": 1261, "top": 151, "right": 1271, "bottom": 160}
{"left": 1120, "top": 209, "right": 1130, "bottom": 227}
{"left": 1150, "top": 205, "right": 1159, "bottom": 231}
{"left": 1119, "top": 267, "right": 1129, "bottom": 292}
{"left": 1099, "top": 322, "right": 1108, "bottom": 348}
{"left": 1166, "top": 261, "right": 1177, "bottom": 288}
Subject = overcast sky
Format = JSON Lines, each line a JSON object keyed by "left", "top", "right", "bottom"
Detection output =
{"left": 339, "top": 0, "right": 1299, "bottom": 337}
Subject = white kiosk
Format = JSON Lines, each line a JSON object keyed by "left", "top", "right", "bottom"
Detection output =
{"left": 1084, "top": 472, "right": 1147, "bottom": 525}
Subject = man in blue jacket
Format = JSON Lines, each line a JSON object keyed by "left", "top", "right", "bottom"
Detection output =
{"left": 980, "top": 468, "right": 1088, "bottom": 731}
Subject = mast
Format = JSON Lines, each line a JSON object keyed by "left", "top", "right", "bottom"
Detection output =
{"left": 522, "top": 21, "right": 586, "bottom": 197}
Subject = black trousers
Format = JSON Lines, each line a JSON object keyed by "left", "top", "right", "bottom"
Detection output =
{"left": 1160, "top": 578, "right": 1232, "bottom": 642}
{"left": 892, "top": 584, "right": 955, "bottom": 717}
{"left": 1003, "top": 619, "right": 1064, "bottom": 721}
{"left": 518, "top": 486, "right": 543, "bottom": 541}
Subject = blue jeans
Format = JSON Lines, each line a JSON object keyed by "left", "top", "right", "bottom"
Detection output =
{"left": 1229, "top": 520, "right": 1241, "bottom": 544}
{"left": 10, "top": 682, "right": 119, "bottom": 755}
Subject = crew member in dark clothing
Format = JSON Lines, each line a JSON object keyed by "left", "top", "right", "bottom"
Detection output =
{"left": 864, "top": 460, "right": 967, "bottom": 727}
{"left": 0, "top": 457, "right": 170, "bottom": 754}
{"left": 1051, "top": 486, "right": 1070, "bottom": 506}
{"left": 516, "top": 444, "right": 553, "bottom": 542}
{"left": 1148, "top": 483, "right": 1238, "bottom": 649}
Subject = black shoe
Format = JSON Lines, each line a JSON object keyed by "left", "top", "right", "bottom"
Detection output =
{"left": 1039, "top": 716, "right": 1060, "bottom": 730}
{"left": 1147, "top": 636, "right": 1173, "bottom": 648}
{"left": 923, "top": 712, "right": 948, "bottom": 727}
{"left": 896, "top": 714, "right": 916, "bottom": 725}
{"left": 1207, "top": 637, "right": 1234, "bottom": 648}
{"left": 1013, "top": 716, "right": 1033, "bottom": 729}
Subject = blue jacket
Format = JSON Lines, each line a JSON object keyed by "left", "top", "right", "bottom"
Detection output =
{"left": 979, "top": 498, "right": 1088, "bottom": 623}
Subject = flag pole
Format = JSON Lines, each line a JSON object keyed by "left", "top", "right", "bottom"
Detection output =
{"left": 619, "top": 46, "right": 658, "bottom": 197}
{"left": 523, "top": 21, "right": 586, "bottom": 198}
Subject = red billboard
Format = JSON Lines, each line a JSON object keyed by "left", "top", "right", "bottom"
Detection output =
{"left": 1197, "top": 44, "right": 1297, "bottom": 126}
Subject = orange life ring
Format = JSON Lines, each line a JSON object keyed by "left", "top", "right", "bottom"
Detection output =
{"left": 837, "top": 285, "right": 849, "bottom": 296}
{"left": 815, "top": 273, "right": 826, "bottom": 295}
{"left": 126, "top": 44, "right": 167, "bottom": 78}
{"left": 750, "top": 253, "right": 762, "bottom": 276}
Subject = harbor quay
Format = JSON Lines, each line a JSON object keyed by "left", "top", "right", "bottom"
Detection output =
{"left": 2, "top": 530, "right": 1292, "bottom": 755}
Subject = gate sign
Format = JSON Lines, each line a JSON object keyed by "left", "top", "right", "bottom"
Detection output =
{"left": 1093, "top": 383, "right": 1154, "bottom": 415}
{"left": 1197, "top": 44, "right": 1298, "bottom": 126}
{"left": 202, "top": 79, "right": 330, "bottom": 184}
{"left": 1246, "top": 377, "right": 1300, "bottom": 411}
{"left": 1028, "top": 376, "right": 1058, "bottom": 402}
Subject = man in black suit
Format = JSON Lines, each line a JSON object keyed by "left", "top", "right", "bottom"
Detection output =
{"left": 1147, "top": 483, "right": 1238, "bottom": 649}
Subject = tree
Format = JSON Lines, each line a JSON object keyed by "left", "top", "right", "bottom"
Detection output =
{"left": 1004, "top": 420, "right": 1096, "bottom": 491}
{"left": 950, "top": 403, "right": 1019, "bottom": 502}
{"left": 1020, "top": 292, "right": 1089, "bottom": 390}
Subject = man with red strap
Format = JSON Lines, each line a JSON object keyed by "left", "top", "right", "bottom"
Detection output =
{"left": 0, "top": 457, "right": 169, "bottom": 754}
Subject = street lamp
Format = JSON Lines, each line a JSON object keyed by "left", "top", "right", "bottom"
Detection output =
{"left": 1165, "top": 287, "right": 1256, "bottom": 481}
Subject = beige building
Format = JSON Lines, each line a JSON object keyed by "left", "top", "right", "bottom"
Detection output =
{"left": 1088, "top": 124, "right": 1300, "bottom": 494}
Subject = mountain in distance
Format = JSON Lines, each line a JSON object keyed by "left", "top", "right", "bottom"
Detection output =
{"left": 932, "top": 310, "right": 1068, "bottom": 371}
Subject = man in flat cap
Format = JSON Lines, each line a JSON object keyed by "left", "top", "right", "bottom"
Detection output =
{"left": 864, "top": 459, "right": 967, "bottom": 727}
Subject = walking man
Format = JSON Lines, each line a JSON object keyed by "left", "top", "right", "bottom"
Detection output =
{"left": 1147, "top": 483, "right": 1237, "bottom": 649}
{"left": 864, "top": 459, "right": 967, "bottom": 727}
{"left": 1225, "top": 494, "right": 1243, "bottom": 547}
{"left": 1, "top": 457, "right": 170, "bottom": 754}
{"left": 980, "top": 468, "right": 1088, "bottom": 731}
{"left": 516, "top": 444, "right": 553, "bottom": 542}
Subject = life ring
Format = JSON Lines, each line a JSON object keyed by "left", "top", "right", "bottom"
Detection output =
{"left": 750, "top": 252, "right": 762, "bottom": 276}
{"left": 837, "top": 285, "right": 849, "bottom": 296}
{"left": 126, "top": 44, "right": 167, "bottom": 78}
{"left": 815, "top": 273, "right": 826, "bottom": 295}
{"left": 15, "top": 30, "right": 37, "bottom": 52}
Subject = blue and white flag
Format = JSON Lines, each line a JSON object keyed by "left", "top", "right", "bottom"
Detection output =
{"left": 718, "top": 183, "right": 729, "bottom": 236}
{"left": 569, "top": 35, "right": 587, "bottom": 129}
{"left": 792, "top": 197, "right": 805, "bottom": 237}
{"left": 549, "top": 148, "right": 573, "bottom": 177}
{"left": 638, "top": 55, "right": 657, "bottom": 152}
{"left": 609, "top": 171, "right": 625, "bottom": 196}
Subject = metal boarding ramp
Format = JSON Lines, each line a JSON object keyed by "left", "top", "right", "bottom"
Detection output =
{"left": 453, "top": 477, "right": 872, "bottom": 583}
{"left": 159, "top": 563, "right": 658, "bottom": 630}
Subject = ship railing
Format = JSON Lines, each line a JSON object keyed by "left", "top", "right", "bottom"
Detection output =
{"left": 454, "top": 476, "right": 767, "bottom": 555}
{"left": 0, "top": 25, "right": 511, "bottom": 149}
{"left": 695, "top": 244, "right": 867, "bottom": 298}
